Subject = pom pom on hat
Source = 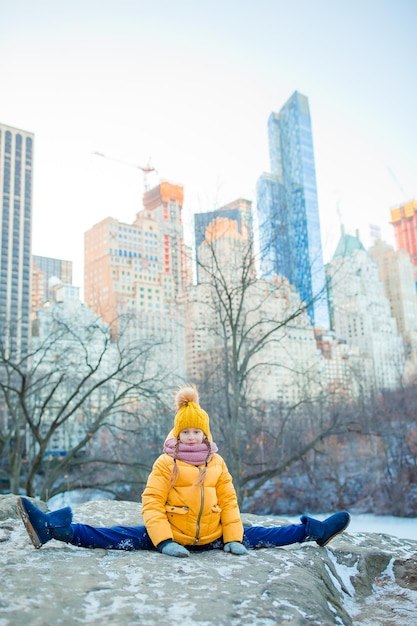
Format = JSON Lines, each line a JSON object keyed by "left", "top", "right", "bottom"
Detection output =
{"left": 173, "top": 384, "right": 212, "bottom": 440}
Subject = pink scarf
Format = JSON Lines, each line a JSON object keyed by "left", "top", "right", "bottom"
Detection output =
{"left": 164, "top": 438, "right": 219, "bottom": 466}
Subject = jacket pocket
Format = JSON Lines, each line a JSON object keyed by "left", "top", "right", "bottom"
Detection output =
{"left": 204, "top": 504, "right": 222, "bottom": 536}
{"left": 165, "top": 505, "right": 189, "bottom": 516}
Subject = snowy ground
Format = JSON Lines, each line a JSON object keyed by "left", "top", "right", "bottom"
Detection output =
{"left": 3, "top": 495, "right": 417, "bottom": 625}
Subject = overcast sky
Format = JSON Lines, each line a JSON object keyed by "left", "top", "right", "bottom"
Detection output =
{"left": 2, "top": 0, "right": 416, "bottom": 289}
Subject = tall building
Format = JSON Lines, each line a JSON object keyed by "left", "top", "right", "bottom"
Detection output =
{"left": 194, "top": 198, "right": 252, "bottom": 282}
{"left": 142, "top": 182, "right": 188, "bottom": 290}
{"left": 390, "top": 199, "right": 417, "bottom": 288}
{"left": 186, "top": 213, "right": 320, "bottom": 405}
{"left": 32, "top": 282, "right": 116, "bottom": 455}
{"left": 315, "top": 330, "right": 366, "bottom": 398}
{"left": 0, "top": 123, "right": 34, "bottom": 359}
{"left": 256, "top": 92, "right": 329, "bottom": 329}
{"left": 326, "top": 230, "right": 405, "bottom": 392}
{"left": 84, "top": 181, "right": 187, "bottom": 386}
{"left": 32, "top": 254, "right": 73, "bottom": 312}
{"left": 369, "top": 239, "right": 417, "bottom": 375}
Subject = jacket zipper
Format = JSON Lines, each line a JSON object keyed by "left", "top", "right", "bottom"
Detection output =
{"left": 194, "top": 469, "right": 204, "bottom": 544}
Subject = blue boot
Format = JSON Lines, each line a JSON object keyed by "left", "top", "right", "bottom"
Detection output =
{"left": 18, "top": 497, "right": 73, "bottom": 549}
{"left": 300, "top": 511, "right": 351, "bottom": 547}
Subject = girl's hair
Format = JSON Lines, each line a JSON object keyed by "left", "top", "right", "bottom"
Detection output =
{"left": 169, "top": 435, "right": 212, "bottom": 488}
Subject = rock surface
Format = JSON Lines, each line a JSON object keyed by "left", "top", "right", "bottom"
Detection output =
{"left": 1, "top": 494, "right": 416, "bottom": 625}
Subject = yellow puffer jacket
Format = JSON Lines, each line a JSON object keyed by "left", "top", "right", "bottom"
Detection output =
{"left": 141, "top": 452, "right": 244, "bottom": 548}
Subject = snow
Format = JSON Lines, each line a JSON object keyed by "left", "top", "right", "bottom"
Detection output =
{"left": 326, "top": 550, "right": 358, "bottom": 597}
{"left": 2, "top": 495, "right": 417, "bottom": 625}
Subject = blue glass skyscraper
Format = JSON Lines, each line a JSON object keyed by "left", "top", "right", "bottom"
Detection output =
{"left": 257, "top": 91, "right": 329, "bottom": 328}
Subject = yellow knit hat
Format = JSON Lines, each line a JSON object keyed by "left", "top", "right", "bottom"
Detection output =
{"left": 173, "top": 384, "right": 212, "bottom": 440}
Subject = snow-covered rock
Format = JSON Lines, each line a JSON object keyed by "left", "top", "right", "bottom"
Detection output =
{"left": 1, "top": 495, "right": 416, "bottom": 625}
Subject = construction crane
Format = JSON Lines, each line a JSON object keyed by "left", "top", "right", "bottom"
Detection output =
{"left": 92, "top": 151, "right": 157, "bottom": 192}
{"left": 387, "top": 165, "right": 409, "bottom": 201}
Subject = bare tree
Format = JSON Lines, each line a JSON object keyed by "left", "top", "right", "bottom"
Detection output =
{"left": 0, "top": 308, "right": 167, "bottom": 499}
{"left": 367, "top": 385, "right": 417, "bottom": 515}
{"left": 187, "top": 222, "right": 349, "bottom": 503}
{"left": 259, "top": 384, "right": 417, "bottom": 517}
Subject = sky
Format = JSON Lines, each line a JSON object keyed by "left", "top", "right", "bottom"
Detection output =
{"left": 1, "top": 0, "right": 416, "bottom": 290}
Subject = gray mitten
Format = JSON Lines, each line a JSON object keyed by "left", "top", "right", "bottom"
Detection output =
{"left": 160, "top": 540, "right": 190, "bottom": 558}
{"left": 224, "top": 541, "right": 248, "bottom": 555}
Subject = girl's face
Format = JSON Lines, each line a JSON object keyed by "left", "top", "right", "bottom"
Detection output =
{"left": 179, "top": 428, "right": 205, "bottom": 445}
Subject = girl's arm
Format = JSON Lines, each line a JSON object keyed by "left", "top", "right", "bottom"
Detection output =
{"left": 141, "top": 455, "right": 174, "bottom": 548}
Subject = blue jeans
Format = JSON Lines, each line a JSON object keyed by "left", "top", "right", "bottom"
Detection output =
{"left": 69, "top": 522, "right": 306, "bottom": 551}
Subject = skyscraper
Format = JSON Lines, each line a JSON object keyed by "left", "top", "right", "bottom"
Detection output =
{"left": 32, "top": 254, "right": 73, "bottom": 313}
{"left": 0, "top": 123, "right": 34, "bottom": 359}
{"left": 256, "top": 91, "right": 329, "bottom": 329}
{"left": 194, "top": 198, "right": 252, "bottom": 281}
{"left": 327, "top": 230, "right": 405, "bottom": 391}
{"left": 84, "top": 181, "right": 187, "bottom": 386}
{"left": 390, "top": 199, "right": 417, "bottom": 288}
{"left": 369, "top": 239, "right": 417, "bottom": 374}
{"left": 186, "top": 212, "right": 320, "bottom": 405}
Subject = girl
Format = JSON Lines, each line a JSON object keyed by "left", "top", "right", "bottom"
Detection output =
{"left": 18, "top": 385, "right": 350, "bottom": 557}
